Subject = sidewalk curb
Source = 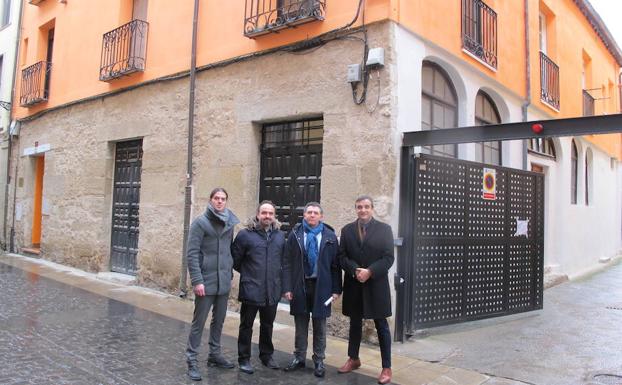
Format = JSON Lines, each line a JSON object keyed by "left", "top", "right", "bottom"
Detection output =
{"left": 1, "top": 252, "right": 513, "bottom": 385}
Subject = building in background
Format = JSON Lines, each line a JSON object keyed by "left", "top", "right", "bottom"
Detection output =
{"left": 0, "top": 0, "right": 23, "bottom": 250}
{"left": 6, "top": 0, "right": 622, "bottom": 321}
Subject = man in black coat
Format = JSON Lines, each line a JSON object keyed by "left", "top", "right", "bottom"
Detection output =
{"left": 337, "top": 195, "right": 394, "bottom": 385}
{"left": 231, "top": 201, "right": 286, "bottom": 374}
{"left": 282, "top": 202, "right": 342, "bottom": 378}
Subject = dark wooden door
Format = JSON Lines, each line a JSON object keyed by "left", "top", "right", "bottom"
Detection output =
{"left": 260, "top": 119, "right": 323, "bottom": 231}
{"left": 110, "top": 140, "right": 143, "bottom": 275}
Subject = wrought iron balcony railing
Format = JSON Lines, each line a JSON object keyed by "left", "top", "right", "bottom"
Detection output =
{"left": 100, "top": 19, "right": 149, "bottom": 82}
{"left": 244, "top": 0, "right": 326, "bottom": 38}
{"left": 20, "top": 61, "right": 51, "bottom": 107}
{"left": 540, "top": 51, "right": 560, "bottom": 110}
{"left": 461, "top": 0, "right": 497, "bottom": 69}
{"left": 582, "top": 90, "right": 594, "bottom": 116}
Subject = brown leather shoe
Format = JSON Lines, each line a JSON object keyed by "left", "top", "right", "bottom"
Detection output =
{"left": 378, "top": 368, "right": 392, "bottom": 384}
{"left": 337, "top": 357, "right": 361, "bottom": 373}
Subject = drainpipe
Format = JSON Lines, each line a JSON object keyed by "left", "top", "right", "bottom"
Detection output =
{"left": 3, "top": 117, "right": 13, "bottom": 250}
{"left": 521, "top": 0, "right": 531, "bottom": 171}
{"left": 179, "top": 0, "right": 200, "bottom": 297}
{"left": 618, "top": 72, "right": 621, "bottom": 113}
{"left": 3, "top": 0, "right": 25, "bottom": 250}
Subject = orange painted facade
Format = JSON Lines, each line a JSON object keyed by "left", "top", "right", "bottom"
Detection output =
{"left": 14, "top": 0, "right": 388, "bottom": 119}
{"left": 396, "top": 0, "right": 527, "bottom": 98}
{"left": 13, "top": 0, "right": 621, "bottom": 157}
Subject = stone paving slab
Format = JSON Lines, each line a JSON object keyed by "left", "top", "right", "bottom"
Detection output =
{"left": 0, "top": 253, "right": 526, "bottom": 385}
{"left": 0, "top": 260, "right": 379, "bottom": 385}
{"left": 398, "top": 257, "right": 622, "bottom": 385}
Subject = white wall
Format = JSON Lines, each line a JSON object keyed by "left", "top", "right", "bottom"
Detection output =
{"left": 393, "top": 23, "right": 622, "bottom": 281}
{"left": 394, "top": 24, "right": 525, "bottom": 168}
{"left": 0, "top": 0, "right": 22, "bottom": 248}
{"left": 0, "top": 0, "right": 21, "bottom": 132}
{"left": 545, "top": 137, "right": 622, "bottom": 277}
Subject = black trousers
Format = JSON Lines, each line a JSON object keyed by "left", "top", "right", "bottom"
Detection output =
{"left": 348, "top": 317, "right": 392, "bottom": 369}
{"left": 237, "top": 302, "right": 278, "bottom": 362}
{"left": 293, "top": 279, "right": 327, "bottom": 362}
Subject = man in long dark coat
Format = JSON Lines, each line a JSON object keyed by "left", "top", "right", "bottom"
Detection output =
{"left": 282, "top": 202, "right": 342, "bottom": 378}
{"left": 337, "top": 195, "right": 394, "bottom": 385}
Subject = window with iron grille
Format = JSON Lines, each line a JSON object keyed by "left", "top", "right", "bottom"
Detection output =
{"left": 260, "top": 118, "right": 323, "bottom": 231}
{"left": 540, "top": 51, "right": 560, "bottom": 110}
{"left": 21, "top": 28, "right": 54, "bottom": 107}
{"left": 100, "top": 19, "right": 148, "bottom": 81}
{"left": 582, "top": 90, "right": 594, "bottom": 116}
{"left": 461, "top": 0, "right": 497, "bottom": 69}
{"left": 244, "top": 0, "right": 326, "bottom": 37}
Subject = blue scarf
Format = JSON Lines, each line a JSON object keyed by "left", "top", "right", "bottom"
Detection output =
{"left": 303, "top": 220, "right": 323, "bottom": 277}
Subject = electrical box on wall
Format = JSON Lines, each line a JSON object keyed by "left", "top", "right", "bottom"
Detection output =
{"left": 347, "top": 63, "right": 362, "bottom": 83}
{"left": 9, "top": 120, "right": 20, "bottom": 137}
{"left": 366, "top": 47, "right": 385, "bottom": 68}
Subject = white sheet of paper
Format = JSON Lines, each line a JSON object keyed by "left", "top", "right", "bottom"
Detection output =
{"left": 515, "top": 218, "right": 529, "bottom": 237}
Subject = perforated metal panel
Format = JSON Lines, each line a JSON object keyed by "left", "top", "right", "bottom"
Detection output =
{"left": 404, "top": 154, "right": 543, "bottom": 331}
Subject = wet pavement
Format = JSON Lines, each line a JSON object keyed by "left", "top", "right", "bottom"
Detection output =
{"left": 0, "top": 262, "right": 379, "bottom": 385}
{"left": 398, "top": 258, "right": 622, "bottom": 385}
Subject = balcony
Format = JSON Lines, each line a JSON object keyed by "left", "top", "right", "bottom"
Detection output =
{"left": 540, "top": 52, "right": 560, "bottom": 110}
{"left": 582, "top": 90, "right": 594, "bottom": 116}
{"left": 461, "top": 0, "right": 497, "bottom": 69}
{"left": 100, "top": 19, "right": 149, "bottom": 82}
{"left": 20, "top": 61, "right": 51, "bottom": 107}
{"left": 244, "top": 0, "right": 326, "bottom": 38}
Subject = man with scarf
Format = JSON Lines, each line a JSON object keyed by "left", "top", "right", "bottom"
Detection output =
{"left": 185, "top": 188, "right": 240, "bottom": 381}
{"left": 231, "top": 200, "right": 285, "bottom": 374}
{"left": 282, "top": 202, "right": 342, "bottom": 378}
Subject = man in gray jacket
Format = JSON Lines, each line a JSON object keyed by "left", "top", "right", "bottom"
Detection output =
{"left": 185, "top": 188, "right": 240, "bottom": 381}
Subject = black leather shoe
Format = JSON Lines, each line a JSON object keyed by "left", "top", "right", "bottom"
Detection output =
{"left": 239, "top": 359, "right": 254, "bottom": 374}
{"left": 187, "top": 364, "right": 202, "bottom": 381}
{"left": 283, "top": 357, "right": 306, "bottom": 372}
{"left": 314, "top": 361, "right": 325, "bottom": 378}
{"left": 261, "top": 356, "right": 280, "bottom": 370}
{"left": 207, "top": 355, "right": 235, "bottom": 369}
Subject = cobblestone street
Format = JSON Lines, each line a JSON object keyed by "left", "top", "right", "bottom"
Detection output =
{"left": 0, "top": 262, "right": 378, "bottom": 385}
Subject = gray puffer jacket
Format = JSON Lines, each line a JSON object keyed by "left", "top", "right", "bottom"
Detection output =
{"left": 186, "top": 204, "right": 240, "bottom": 295}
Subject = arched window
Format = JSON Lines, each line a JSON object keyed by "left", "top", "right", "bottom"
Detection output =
{"left": 474, "top": 91, "right": 501, "bottom": 165}
{"left": 571, "top": 140, "right": 578, "bottom": 204}
{"left": 585, "top": 149, "right": 592, "bottom": 205}
{"left": 421, "top": 62, "right": 458, "bottom": 158}
{"left": 528, "top": 138, "right": 556, "bottom": 158}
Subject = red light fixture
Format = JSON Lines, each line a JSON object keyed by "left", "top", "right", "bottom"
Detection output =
{"left": 531, "top": 123, "right": 544, "bottom": 134}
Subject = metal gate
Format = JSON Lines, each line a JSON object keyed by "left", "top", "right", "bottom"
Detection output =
{"left": 260, "top": 118, "right": 323, "bottom": 231}
{"left": 110, "top": 140, "right": 143, "bottom": 275}
{"left": 397, "top": 153, "right": 544, "bottom": 335}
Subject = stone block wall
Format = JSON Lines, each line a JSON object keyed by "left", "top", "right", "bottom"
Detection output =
{"left": 9, "top": 22, "right": 399, "bottom": 293}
